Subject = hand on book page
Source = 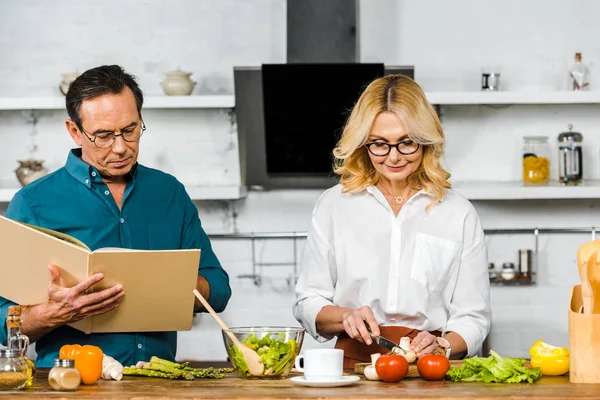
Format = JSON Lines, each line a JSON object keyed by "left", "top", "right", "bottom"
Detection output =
{"left": 44, "top": 263, "right": 125, "bottom": 327}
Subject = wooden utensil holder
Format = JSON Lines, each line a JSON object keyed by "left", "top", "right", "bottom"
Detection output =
{"left": 569, "top": 285, "right": 600, "bottom": 383}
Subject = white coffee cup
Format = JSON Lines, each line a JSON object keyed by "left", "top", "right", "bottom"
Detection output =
{"left": 294, "top": 349, "right": 343, "bottom": 381}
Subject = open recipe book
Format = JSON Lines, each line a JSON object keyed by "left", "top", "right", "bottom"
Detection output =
{"left": 0, "top": 215, "right": 200, "bottom": 334}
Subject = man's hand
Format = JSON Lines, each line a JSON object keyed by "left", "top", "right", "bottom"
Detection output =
{"left": 45, "top": 263, "right": 125, "bottom": 326}
{"left": 21, "top": 264, "right": 125, "bottom": 343}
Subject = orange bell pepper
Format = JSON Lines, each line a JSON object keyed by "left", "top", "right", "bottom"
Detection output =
{"left": 59, "top": 344, "right": 103, "bottom": 384}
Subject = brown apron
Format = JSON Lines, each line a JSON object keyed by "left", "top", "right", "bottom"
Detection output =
{"left": 334, "top": 326, "right": 441, "bottom": 368}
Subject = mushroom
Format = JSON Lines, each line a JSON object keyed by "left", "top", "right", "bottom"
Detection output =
{"left": 390, "top": 337, "right": 417, "bottom": 363}
{"left": 364, "top": 353, "right": 382, "bottom": 381}
{"left": 432, "top": 337, "right": 451, "bottom": 356}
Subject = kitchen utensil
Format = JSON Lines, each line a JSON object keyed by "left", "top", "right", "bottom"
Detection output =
{"left": 577, "top": 241, "right": 600, "bottom": 313}
{"left": 192, "top": 289, "right": 264, "bottom": 376}
{"left": 558, "top": 124, "right": 583, "bottom": 185}
{"left": 581, "top": 252, "right": 596, "bottom": 314}
{"left": 369, "top": 333, "right": 399, "bottom": 352}
{"left": 568, "top": 285, "right": 600, "bottom": 383}
{"left": 577, "top": 240, "right": 600, "bottom": 269}
{"left": 587, "top": 253, "right": 600, "bottom": 314}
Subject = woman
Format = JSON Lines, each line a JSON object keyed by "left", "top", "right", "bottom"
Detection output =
{"left": 293, "top": 75, "right": 490, "bottom": 368}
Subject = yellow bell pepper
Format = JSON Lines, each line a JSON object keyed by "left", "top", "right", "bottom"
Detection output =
{"left": 529, "top": 340, "right": 570, "bottom": 376}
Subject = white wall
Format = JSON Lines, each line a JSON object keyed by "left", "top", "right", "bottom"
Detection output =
{"left": 2, "top": 0, "right": 600, "bottom": 361}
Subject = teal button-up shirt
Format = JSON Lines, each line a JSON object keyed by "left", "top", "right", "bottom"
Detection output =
{"left": 0, "top": 149, "right": 231, "bottom": 367}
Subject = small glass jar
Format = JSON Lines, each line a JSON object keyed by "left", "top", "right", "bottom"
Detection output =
{"left": 0, "top": 349, "right": 29, "bottom": 390}
{"left": 48, "top": 359, "right": 81, "bottom": 391}
{"left": 522, "top": 136, "right": 550, "bottom": 185}
{"left": 500, "top": 262, "right": 517, "bottom": 281}
{"left": 488, "top": 262, "right": 498, "bottom": 282}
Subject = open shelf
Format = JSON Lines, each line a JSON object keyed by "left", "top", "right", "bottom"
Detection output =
{"left": 425, "top": 91, "right": 600, "bottom": 105}
{"left": 0, "top": 95, "right": 235, "bottom": 110}
{"left": 0, "top": 184, "right": 246, "bottom": 202}
{"left": 452, "top": 180, "right": 600, "bottom": 200}
{"left": 3, "top": 92, "right": 600, "bottom": 109}
{"left": 490, "top": 279, "right": 536, "bottom": 287}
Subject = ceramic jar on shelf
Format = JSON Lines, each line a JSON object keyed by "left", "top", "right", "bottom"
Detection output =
{"left": 15, "top": 159, "right": 48, "bottom": 187}
{"left": 161, "top": 69, "right": 196, "bottom": 96}
{"left": 59, "top": 72, "right": 79, "bottom": 96}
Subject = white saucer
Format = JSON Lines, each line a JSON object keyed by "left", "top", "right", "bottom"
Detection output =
{"left": 290, "top": 375, "right": 360, "bottom": 388}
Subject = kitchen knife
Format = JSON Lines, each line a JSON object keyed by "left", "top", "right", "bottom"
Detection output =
{"left": 369, "top": 334, "right": 398, "bottom": 351}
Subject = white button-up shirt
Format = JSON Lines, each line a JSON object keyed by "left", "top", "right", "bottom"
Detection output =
{"left": 293, "top": 185, "right": 490, "bottom": 357}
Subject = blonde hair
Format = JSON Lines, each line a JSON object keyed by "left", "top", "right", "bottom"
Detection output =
{"left": 333, "top": 74, "right": 451, "bottom": 207}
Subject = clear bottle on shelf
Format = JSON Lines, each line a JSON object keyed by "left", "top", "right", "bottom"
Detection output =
{"left": 568, "top": 52, "right": 590, "bottom": 91}
{"left": 522, "top": 136, "right": 550, "bottom": 186}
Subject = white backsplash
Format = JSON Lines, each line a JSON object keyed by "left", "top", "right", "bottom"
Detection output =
{"left": 2, "top": 0, "right": 600, "bottom": 360}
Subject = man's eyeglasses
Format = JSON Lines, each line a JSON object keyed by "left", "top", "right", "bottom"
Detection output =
{"left": 78, "top": 121, "right": 146, "bottom": 149}
{"left": 365, "top": 140, "right": 420, "bottom": 156}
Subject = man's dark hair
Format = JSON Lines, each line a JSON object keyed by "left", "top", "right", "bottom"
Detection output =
{"left": 66, "top": 65, "right": 144, "bottom": 128}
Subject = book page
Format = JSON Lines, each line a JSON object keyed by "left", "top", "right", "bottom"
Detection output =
{"left": 24, "top": 223, "right": 91, "bottom": 251}
{"left": 87, "top": 249, "right": 200, "bottom": 333}
{"left": 94, "top": 247, "right": 143, "bottom": 252}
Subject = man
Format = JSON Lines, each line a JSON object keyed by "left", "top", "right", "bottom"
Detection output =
{"left": 0, "top": 65, "right": 231, "bottom": 367}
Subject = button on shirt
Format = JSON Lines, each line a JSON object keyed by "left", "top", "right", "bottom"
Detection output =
{"left": 0, "top": 149, "right": 232, "bottom": 367}
{"left": 293, "top": 184, "right": 490, "bottom": 357}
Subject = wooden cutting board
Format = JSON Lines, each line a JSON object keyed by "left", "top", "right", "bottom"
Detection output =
{"left": 354, "top": 360, "right": 463, "bottom": 378}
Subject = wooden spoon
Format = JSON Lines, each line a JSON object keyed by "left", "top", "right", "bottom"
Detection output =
{"left": 192, "top": 289, "right": 264, "bottom": 376}
{"left": 581, "top": 252, "right": 596, "bottom": 314}
{"left": 577, "top": 241, "right": 600, "bottom": 313}
{"left": 587, "top": 253, "right": 600, "bottom": 314}
{"left": 577, "top": 239, "right": 600, "bottom": 268}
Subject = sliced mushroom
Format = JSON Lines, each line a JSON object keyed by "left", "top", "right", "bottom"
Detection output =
{"left": 432, "top": 337, "right": 451, "bottom": 356}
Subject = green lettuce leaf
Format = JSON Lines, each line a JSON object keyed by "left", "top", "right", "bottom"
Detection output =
{"left": 446, "top": 350, "right": 542, "bottom": 383}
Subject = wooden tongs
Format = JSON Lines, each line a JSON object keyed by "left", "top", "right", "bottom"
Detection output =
{"left": 577, "top": 240, "right": 600, "bottom": 314}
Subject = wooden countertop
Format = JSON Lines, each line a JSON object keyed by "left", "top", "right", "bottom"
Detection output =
{"left": 2, "top": 368, "right": 600, "bottom": 399}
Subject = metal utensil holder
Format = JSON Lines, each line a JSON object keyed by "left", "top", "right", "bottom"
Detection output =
{"left": 484, "top": 227, "right": 597, "bottom": 285}
{"left": 209, "top": 232, "right": 307, "bottom": 288}
{"left": 210, "top": 227, "right": 597, "bottom": 289}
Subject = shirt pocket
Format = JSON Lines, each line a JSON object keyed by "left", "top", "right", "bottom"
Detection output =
{"left": 410, "top": 232, "right": 461, "bottom": 293}
{"left": 146, "top": 222, "right": 183, "bottom": 250}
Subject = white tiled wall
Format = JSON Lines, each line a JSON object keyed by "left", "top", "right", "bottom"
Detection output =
{"left": 2, "top": 0, "right": 600, "bottom": 360}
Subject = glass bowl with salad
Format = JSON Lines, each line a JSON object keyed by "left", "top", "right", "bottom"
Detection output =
{"left": 222, "top": 326, "right": 305, "bottom": 379}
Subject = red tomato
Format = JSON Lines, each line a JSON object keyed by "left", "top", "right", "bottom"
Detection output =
{"left": 374, "top": 355, "right": 409, "bottom": 383}
{"left": 417, "top": 354, "right": 450, "bottom": 381}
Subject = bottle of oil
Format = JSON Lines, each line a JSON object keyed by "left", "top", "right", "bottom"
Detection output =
{"left": 6, "top": 306, "right": 35, "bottom": 386}
{"left": 568, "top": 52, "right": 590, "bottom": 91}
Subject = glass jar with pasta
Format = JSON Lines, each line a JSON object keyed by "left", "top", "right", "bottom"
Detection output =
{"left": 522, "top": 136, "right": 550, "bottom": 185}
